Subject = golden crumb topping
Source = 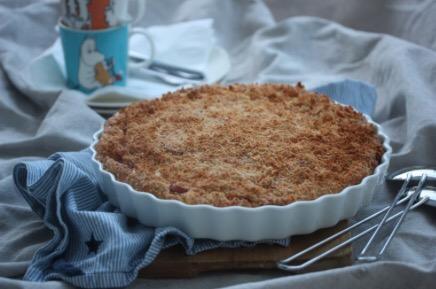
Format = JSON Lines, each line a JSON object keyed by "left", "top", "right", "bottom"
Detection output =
{"left": 96, "top": 83, "right": 384, "bottom": 207}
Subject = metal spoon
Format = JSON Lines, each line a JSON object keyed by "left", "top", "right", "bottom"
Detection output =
{"left": 129, "top": 52, "right": 205, "bottom": 85}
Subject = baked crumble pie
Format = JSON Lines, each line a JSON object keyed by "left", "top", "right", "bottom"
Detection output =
{"left": 95, "top": 83, "right": 384, "bottom": 207}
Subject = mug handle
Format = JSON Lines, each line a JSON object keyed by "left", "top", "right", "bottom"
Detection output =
{"left": 130, "top": 0, "right": 146, "bottom": 25}
{"left": 129, "top": 27, "right": 155, "bottom": 69}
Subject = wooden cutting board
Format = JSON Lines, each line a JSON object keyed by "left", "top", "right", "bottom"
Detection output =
{"left": 139, "top": 220, "right": 352, "bottom": 278}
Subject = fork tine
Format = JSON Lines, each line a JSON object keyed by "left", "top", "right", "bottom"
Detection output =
{"left": 357, "top": 174, "right": 412, "bottom": 259}
{"left": 375, "top": 174, "right": 427, "bottom": 258}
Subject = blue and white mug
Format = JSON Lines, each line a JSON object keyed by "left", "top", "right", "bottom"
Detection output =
{"left": 59, "top": 23, "right": 154, "bottom": 93}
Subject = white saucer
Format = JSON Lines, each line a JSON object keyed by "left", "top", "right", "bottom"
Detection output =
{"left": 29, "top": 40, "right": 231, "bottom": 113}
{"left": 86, "top": 46, "right": 231, "bottom": 110}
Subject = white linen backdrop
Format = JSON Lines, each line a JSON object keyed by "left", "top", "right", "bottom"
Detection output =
{"left": 1, "top": 0, "right": 436, "bottom": 288}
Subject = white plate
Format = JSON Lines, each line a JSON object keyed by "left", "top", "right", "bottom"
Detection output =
{"left": 86, "top": 46, "right": 231, "bottom": 109}
{"left": 90, "top": 115, "right": 392, "bottom": 241}
{"left": 29, "top": 40, "right": 231, "bottom": 110}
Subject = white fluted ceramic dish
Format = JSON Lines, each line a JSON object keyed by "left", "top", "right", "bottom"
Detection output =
{"left": 90, "top": 115, "right": 391, "bottom": 241}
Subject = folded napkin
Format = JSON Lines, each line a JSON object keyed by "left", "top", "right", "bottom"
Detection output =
{"left": 13, "top": 80, "right": 377, "bottom": 288}
{"left": 130, "top": 18, "right": 216, "bottom": 74}
{"left": 29, "top": 19, "right": 220, "bottom": 103}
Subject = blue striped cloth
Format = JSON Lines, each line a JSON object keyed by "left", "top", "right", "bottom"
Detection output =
{"left": 313, "top": 79, "right": 377, "bottom": 116}
{"left": 13, "top": 80, "right": 377, "bottom": 288}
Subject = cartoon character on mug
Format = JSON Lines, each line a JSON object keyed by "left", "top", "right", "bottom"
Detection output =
{"left": 63, "top": 0, "right": 91, "bottom": 29}
{"left": 64, "top": 0, "right": 118, "bottom": 30}
{"left": 78, "top": 38, "right": 122, "bottom": 90}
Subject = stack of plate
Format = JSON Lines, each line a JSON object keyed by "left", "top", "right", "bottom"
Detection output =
{"left": 86, "top": 46, "right": 231, "bottom": 116}
{"left": 28, "top": 40, "right": 231, "bottom": 117}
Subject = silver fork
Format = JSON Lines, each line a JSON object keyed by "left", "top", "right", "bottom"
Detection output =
{"left": 277, "top": 167, "right": 436, "bottom": 272}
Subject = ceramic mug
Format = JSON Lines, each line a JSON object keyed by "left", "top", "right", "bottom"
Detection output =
{"left": 60, "top": 0, "right": 145, "bottom": 30}
{"left": 58, "top": 22, "right": 154, "bottom": 93}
